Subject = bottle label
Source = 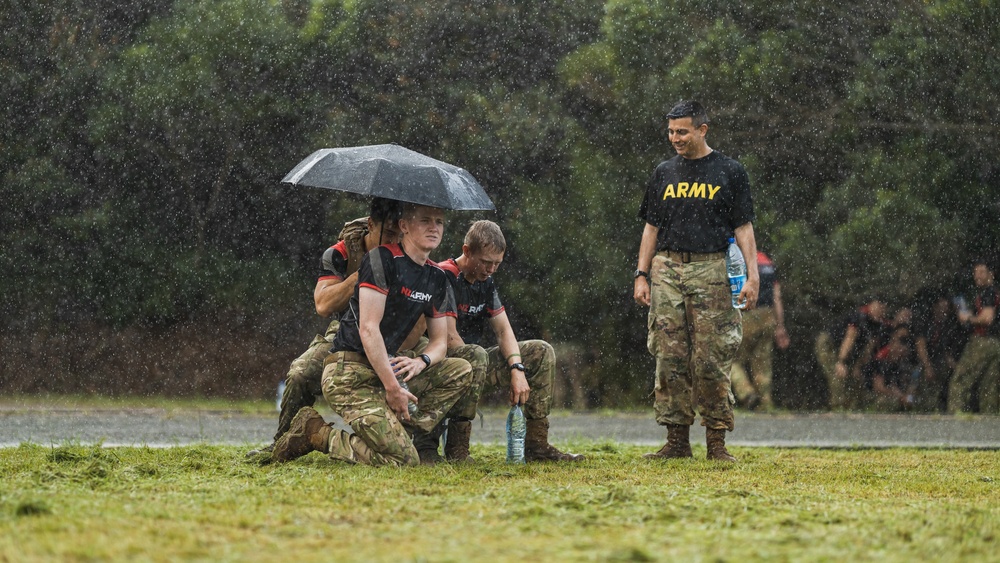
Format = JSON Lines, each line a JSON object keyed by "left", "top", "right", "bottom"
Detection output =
{"left": 729, "top": 274, "right": 745, "bottom": 295}
{"left": 729, "top": 274, "right": 746, "bottom": 309}
{"left": 506, "top": 406, "right": 526, "bottom": 464}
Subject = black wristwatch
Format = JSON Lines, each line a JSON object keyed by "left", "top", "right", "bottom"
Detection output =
{"left": 634, "top": 269, "right": 649, "bottom": 280}
{"left": 419, "top": 353, "right": 432, "bottom": 367}
{"left": 509, "top": 362, "right": 526, "bottom": 372}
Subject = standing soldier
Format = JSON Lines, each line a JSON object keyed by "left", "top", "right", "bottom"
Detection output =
{"left": 412, "top": 220, "right": 585, "bottom": 464}
{"left": 271, "top": 204, "right": 472, "bottom": 467}
{"left": 633, "top": 100, "right": 758, "bottom": 462}
{"left": 730, "top": 250, "right": 790, "bottom": 410}
{"left": 947, "top": 260, "right": 1000, "bottom": 414}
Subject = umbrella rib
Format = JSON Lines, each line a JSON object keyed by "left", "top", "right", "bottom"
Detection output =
{"left": 287, "top": 150, "right": 330, "bottom": 184}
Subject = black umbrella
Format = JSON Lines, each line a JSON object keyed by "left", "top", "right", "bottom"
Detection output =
{"left": 281, "top": 144, "right": 495, "bottom": 211}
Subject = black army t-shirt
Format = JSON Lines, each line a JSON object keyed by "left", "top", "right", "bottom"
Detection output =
{"left": 332, "top": 243, "right": 456, "bottom": 357}
{"left": 437, "top": 258, "right": 505, "bottom": 345}
{"left": 638, "top": 151, "right": 755, "bottom": 253}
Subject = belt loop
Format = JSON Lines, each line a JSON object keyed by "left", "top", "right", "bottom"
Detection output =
{"left": 324, "top": 351, "right": 339, "bottom": 368}
{"left": 682, "top": 251, "right": 691, "bottom": 264}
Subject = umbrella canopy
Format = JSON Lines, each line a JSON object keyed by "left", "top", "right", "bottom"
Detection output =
{"left": 281, "top": 144, "right": 495, "bottom": 211}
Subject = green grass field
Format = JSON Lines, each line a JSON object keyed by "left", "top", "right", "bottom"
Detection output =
{"left": 2, "top": 442, "right": 998, "bottom": 562}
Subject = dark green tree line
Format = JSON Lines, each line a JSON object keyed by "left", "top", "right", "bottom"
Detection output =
{"left": 1, "top": 0, "right": 997, "bottom": 404}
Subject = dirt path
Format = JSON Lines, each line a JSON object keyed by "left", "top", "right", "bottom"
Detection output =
{"left": 2, "top": 407, "right": 998, "bottom": 449}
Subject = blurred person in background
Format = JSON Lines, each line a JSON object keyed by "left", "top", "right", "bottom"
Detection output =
{"left": 815, "top": 297, "right": 888, "bottom": 410}
{"left": 948, "top": 260, "right": 1000, "bottom": 414}
{"left": 913, "top": 295, "right": 965, "bottom": 412}
{"left": 866, "top": 327, "right": 918, "bottom": 412}
{"left": 730, "top": 250, "right": 790, "bottom": 410}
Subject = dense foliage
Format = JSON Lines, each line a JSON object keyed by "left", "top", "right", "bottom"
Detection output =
{"left": 2, "top": 0, "right": 997, "bottom": 404}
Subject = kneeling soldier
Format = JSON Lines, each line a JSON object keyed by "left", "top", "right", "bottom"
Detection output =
{"left": 414, "top": 220, "right": 584, "bottom": 463}
{"left": 272, "top": 205, "right": 472, "bottom": 466}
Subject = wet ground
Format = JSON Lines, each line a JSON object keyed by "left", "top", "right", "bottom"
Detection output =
{"left": 2, "top": 407, "right": 998, "bottom": 449}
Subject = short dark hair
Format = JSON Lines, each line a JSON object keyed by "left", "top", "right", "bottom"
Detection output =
{"left": 666, "top": 100, "right": 709, "bottom": 128}
{"left": 369, "top": 197, "right": 402, "bottom": 226}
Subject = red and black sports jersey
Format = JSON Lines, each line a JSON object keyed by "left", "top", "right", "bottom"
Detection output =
{"left": 638, "top": 151, "right": 755, "bottom": 253}
{"left": 332, "top": 243, "right": 457, "bottom": 356}
{"left": 757, "top": 251, "right": 777, "bottom": 308}
{"left": 318, "top": 240, "right": 350, "bottom": 282}
{"left": 438, "top": 258, "right": 505, "bottom": 345}
{"left": 972, "top": 285, "right": 1000, "bottom": 338}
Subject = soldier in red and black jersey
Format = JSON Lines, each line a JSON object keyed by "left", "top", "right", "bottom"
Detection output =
{"left": 948, "top": 260, "right": 1000, "bottom": 413}
{"left": 271, "top": 205, "right": 473, "bottom": 467}
{"left": 249, "top": 199, "right": 408, "bottom": 457}
{"left": 413, "top": 220, "right": 584, "bottom": 463}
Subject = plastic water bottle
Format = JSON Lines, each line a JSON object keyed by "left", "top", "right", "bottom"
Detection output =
{"left": 275, "top": 380, "right": 285, "bottom": 412}
{"left": 726, "top": 237, "right": 747, "bottom": 309}
{"left": 396, "top": 376, "right": 419, "bottom": 416}
{"left": 506, "top": 404, "right": 526, "bottom": 464}
{"left": 954, "top": 296, "right": 970, "bottom": 317}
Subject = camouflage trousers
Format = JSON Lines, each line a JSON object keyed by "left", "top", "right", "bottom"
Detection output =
{"left": 815, "top": 332, "right": 867, "bottom": 410}
{"left": 913, "top": 355, "right": 952, "bottom": 413}
{"left": 647, "top": 253, "right": 741, "bottom": 431}
{"left": 447, "top": 340, "right": 555, "bottom": 421}
{"left": 320, "top": 355, "right": 472, "bottom": 467}
{"left": 730, "top": 306, "right": 775, "bottom": 408}
{"left": 273, "top": 320, "right": 340, "bottom": 442}
{"left": 947, "top": 336, "right": 1000, "bottom": 414}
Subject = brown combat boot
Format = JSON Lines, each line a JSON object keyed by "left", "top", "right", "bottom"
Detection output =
{"left": 643, "top": 424, "right": 693, "bottom": 459}
{"left": 444, "top": 420, "right": 474, "bottom": 463}
{"left": 271, "top": 407, "right": 331, "bottom": 463}
{"left": 413, "top": 426, "right": 445, "bottom": 466}
{"left": 706, "top": 428, "right": 737, "bottom": 462}
{"left": 524, "top": 417, "right": 585, "bottom": 462}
